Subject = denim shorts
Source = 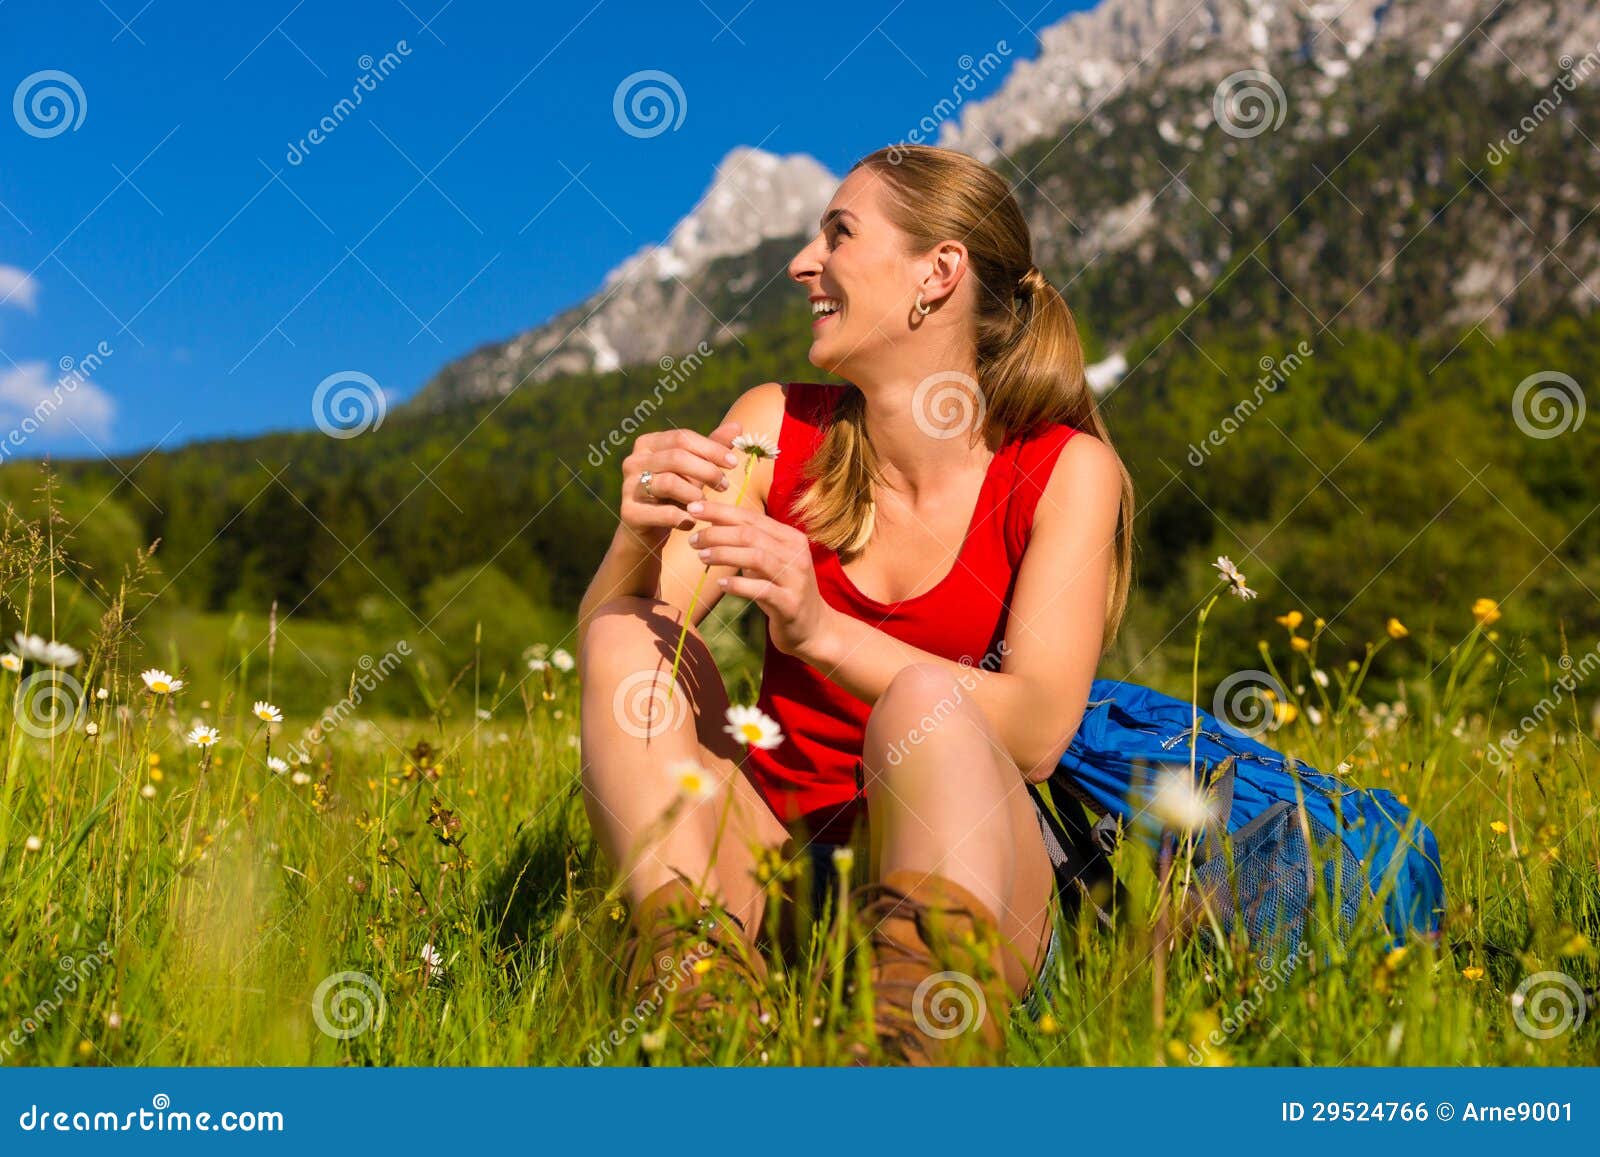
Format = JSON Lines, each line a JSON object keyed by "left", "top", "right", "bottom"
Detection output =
{"left": 803, "top": 842, "right": 1061, "bottom": 1024}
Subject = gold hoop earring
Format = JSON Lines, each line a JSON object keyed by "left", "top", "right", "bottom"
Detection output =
{"left": 914, "top": 292, "right": 931, "bottom": 317}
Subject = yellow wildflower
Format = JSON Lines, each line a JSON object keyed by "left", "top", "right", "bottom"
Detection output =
{"left": 1275, "top": 611, "right": 1304, "bottom": 630}
{"left": 1471, "top": 598, "right": 1501, "bottom": 625}
{"left": 1385, "top": 617, "right": 1408, "bottom": 639}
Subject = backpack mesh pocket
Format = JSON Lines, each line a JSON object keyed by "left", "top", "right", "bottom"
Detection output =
{"left": 1190, "top": 801, "right": 1366, "bottom": 965}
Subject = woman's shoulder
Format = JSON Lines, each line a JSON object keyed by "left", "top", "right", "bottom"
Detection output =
{"left": 1000, "top": 421, "right": 1119, "bottom": 559}
{"left": 726, "top": 381, "right": 841, "bottom": 434}
{"left": 1005, "top": 415, "right": 1082, "bottom": 471}
{"left": 782, "top": 380, "right": 846, "bottom": 424}
{"left": 1014, "top": 420, "right": 1118, "bottom": 488}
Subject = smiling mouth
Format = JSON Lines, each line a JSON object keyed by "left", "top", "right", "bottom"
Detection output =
{"left": 811, "top": 298, "right": 841, "bottom": 327}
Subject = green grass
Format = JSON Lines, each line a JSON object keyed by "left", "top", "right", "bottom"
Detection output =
{"left": 0, "top": 539, "right": 1596, "bottom": 1065}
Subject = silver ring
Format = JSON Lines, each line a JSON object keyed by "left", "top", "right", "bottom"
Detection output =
{"left": 639, "top": 470, "right": 656, "bottom": 500}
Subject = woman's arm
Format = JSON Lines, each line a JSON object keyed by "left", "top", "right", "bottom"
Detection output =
{"left": 799, "top": 433, "right": 1123, "bottom": 782}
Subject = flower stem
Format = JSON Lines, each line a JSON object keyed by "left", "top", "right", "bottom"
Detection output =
{"left": 665, "top": 455, "right": 756, "bottom": 708}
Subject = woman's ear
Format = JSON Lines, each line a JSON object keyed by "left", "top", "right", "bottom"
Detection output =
{"left": 921, "top": 240, "right": 968, "bottom": 307}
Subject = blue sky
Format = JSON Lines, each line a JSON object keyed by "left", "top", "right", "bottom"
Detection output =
{"left": 0, "top": 0, "right": 1093, "bottom": 459}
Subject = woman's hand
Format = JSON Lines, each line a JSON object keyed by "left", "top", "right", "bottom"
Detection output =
{"left": 686, "top": 497, "right": 836, "bottom": 662}
{"left": 618, "top": 421, "right": 743, "bottom": 541}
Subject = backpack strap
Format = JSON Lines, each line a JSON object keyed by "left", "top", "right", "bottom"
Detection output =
{"left": 1030, "top": 783, "right": 1116, "bottom": 930}
{"left": 1195, "top": 755, "right": 1238, "bottom": 865}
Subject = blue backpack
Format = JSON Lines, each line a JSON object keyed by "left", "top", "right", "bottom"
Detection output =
{"left": 1032, "top": 679, "right": 1444, "bottom": 955}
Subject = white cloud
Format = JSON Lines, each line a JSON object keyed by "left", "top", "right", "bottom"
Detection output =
{"left": 0, "top": 265, "right": 40, "bottom": 312}
{"left": 0, "top": 361, "right": 117, "bottom": 450}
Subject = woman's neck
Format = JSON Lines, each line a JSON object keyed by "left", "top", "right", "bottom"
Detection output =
{"left": 856, "top": 368, "right": 994, "bottom": 501}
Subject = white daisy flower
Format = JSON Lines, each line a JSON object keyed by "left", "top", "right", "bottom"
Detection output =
{"left": 0, "top": 654, "right": 20, "bottom": 673}
{"left": 84, "top": 721, "right": 99, "bottom": 736}
{"left": 474, "top": 708, "right": 492, "bottom": 721}
{"left": 252, "top": 701, "right": 283, "bottom": 724}
{"left": 1148, "top": 773, "right": 1217, "bottom": 833}
{"left": 528, "top": 658, "right": 548, "bottom": 671}
{"left": 723, "top": 704, "right": 784, "bottom": 750}
{"left": 730, "top": 432, "right": 780, "bottom": 460}
{"left": 420, "top": 943, "right": 444, "bottom": 974}
{"left": 141, "top": 668, "right": 184, "bottom": 695}
{"left": 140, "top": 784, "right": 158, "bottom": 800}
{"left": 95, "top": 687, "right": 109, "bottom": 700}
{"left": 290, "top": 770, "right": 311, "bottom": 786}
{"left": 267, "top": 756, "right": 288, "bottom": 774}
{"left": 12, "top": 632, "right": 81, "bottom": 667}
{"left": 188, "top": 725, "right": 220, "bottom": 747}
{"left": 1311, "top": 668, "right": 1329, "bottom": 688}
{"left": 550, "top": 648, "right": 575, "bottom": 672}
{"left": 1212, "top": 555, "right": 1257, "bottom": 601}
{"left": 668, "top": 759, "right": 717, "bottom": 802}
{"left": 24, "top": 835, "right": 43, "bottom": 852}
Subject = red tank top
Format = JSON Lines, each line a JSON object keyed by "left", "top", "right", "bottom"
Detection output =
{"left": 744, "top": 381, "right": 1081, "bottom": 845}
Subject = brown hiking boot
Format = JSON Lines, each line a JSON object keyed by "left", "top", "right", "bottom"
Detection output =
{"left": 847, "top": 868, "right": 1014, "bottom": 1066}
{"left": 616, "top": 877, "right": 773, "bottom": 1062}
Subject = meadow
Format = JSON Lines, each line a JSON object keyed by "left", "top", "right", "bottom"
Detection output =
{"left": 1, "top": 500, "right": 1596, "bottom": 1069}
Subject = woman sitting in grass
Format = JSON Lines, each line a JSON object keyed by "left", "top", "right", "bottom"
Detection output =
{"left": 575, "top": 142, "right": 1132, "bottom": 1065}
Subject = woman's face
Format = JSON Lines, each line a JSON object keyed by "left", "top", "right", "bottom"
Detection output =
{"left": 787, "top": 167, "right": 919, "bottom": 377}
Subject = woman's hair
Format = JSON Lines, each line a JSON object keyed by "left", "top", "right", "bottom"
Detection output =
{"left": 789, "top": 143, "right": 1136, "bottom": 644}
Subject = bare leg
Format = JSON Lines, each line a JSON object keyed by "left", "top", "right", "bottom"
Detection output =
{"left": 860, "top": 663, "right": 1055, "bottom": 997}
{"left": 578, "top": 596, "right": 790, "bottom": 933}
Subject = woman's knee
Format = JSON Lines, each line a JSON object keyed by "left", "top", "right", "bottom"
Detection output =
{"left": 579, "top": 596, "right": 700, "bottom": 684}
{"left": 862, "top": 663, "right": 991, "bottom": 777}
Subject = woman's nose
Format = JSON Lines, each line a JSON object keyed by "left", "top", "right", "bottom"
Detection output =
{"left": 788, "top": 236, "right": 823, "bottom": 283}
